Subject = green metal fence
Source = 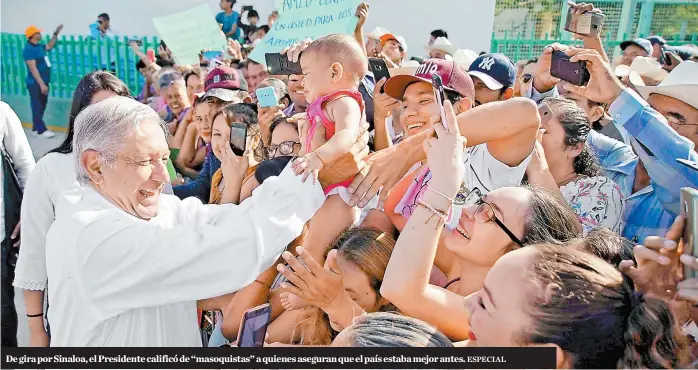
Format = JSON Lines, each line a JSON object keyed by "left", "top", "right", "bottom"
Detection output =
{"left": 0, "top": 33, "right": 160, "bottom": 98}
{"left": 491, "top": 31, "right": 698, "bottom": 63}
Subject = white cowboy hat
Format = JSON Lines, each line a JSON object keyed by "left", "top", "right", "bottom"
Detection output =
{"left": 366, "top": 27, "right": 390, "bottom": 40}
{"left": 425, "top": 37, "right": 456, "bottom": 56}
{"left": 452, "top": 49, "right": 479, "bottom": 71}
{"left": 615, "top": 56, "right": 668, "bottom": 81}
{"left": 389, "top": 60, "right": 420, "bottom": 76}
{"left": 633, "top": 61, "right": 698, "bottom": 111}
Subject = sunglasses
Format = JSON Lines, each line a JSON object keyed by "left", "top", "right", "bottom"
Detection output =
{"left": 455, "top": 187, "right": 525, "bottom": 248}
{"left": 265, "top": 141, "right": 301, "bottom": 159}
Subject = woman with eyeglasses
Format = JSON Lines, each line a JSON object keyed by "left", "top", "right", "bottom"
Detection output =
{"left": 380, "top": 101, "right": 582, "bottom": 341}
{"left": 265, "top": 117, "right": 301, "bottom": 159}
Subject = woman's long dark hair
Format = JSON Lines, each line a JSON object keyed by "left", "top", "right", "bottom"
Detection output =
{"left": 542, "top": 97, "right": 601, "bottom": 178}
{"left": 50, "top": 72, "right": 131, "bottom": 154}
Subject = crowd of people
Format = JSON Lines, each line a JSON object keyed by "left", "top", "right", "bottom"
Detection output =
{"left": 2, "top": 0, "right": 698, "bottom": 367}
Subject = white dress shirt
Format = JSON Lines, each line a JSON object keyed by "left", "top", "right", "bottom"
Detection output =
{"left": 46, "top": 165, "right": 323, "bottom": 346}
{"left": 0, "top": 101, "right": 36, "bottom": 242}
{"left": 14, "top": 153, "right": 77, "bottom": 290}
{"left": 14, "top": 152, "right": 176, "bottom": 291}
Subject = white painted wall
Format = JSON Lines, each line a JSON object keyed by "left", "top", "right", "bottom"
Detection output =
{"left": 1, "top": 0, "right": 495, "bottom": 56}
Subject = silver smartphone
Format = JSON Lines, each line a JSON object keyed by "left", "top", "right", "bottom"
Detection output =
{"left": 681, "top": 188, "right": 698, "bottom": 279}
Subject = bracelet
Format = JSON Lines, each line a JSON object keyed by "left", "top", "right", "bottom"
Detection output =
{"left": 254, "top": 279, "right": 272, "bottom": 289}
{"left": 27, "top": 313, "right": 43, "bottom": 318}
{"left": 426, "top": 187, "right": 454, "bottom": 203}
{"left": 417, "top": 200, "right": 449, "bottom": 220}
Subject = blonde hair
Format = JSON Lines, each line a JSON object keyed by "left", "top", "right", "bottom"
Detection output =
{"left": 304, "top": 33, "right": 368, "bottom": 84}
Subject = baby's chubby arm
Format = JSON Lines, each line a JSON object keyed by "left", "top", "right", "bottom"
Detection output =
{"left": 314, "top": 96, "right": 362, "bottom": 164}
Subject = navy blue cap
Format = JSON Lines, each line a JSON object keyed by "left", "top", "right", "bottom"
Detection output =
{"left": 647, "top": 35, "right": 667, "bottom": 45}
{"left": 467, "top": 53, "right": 517, "bottom": 90}
{"left": 620, "top": 38, "right": 652, "bottom": 56}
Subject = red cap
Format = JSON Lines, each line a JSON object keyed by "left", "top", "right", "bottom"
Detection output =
{"left": 384, "top": 59, "right": 475, "bottom": 101}
{"left": 204, "top": 66, "right": 244, "bottom": 91}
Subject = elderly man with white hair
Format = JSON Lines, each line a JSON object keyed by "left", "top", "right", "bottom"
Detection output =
{"left": 45, "top": 96, "right": 366, "bottom": 346}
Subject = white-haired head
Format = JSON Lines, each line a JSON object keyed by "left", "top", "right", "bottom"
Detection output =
{"left": 72, "top": 96, "right": 167, "bottom": 185}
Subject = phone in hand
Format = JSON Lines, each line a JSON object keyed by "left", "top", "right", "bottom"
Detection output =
{"left": 682, "top": 188, "right": 698, "bottom": 279}
{"left": 368, "top": 58, "right": 391, "bottom": 92}
{"left": 551, "top": 50, "right": 590, "bottom": 86}
{"left": 229, "top": 123, "right": 248, "bottom": 157}
{"left": 242, "top": 5, "right": 254, "bottom": 13}
{"left": 265, "top": 53, "right": 302, "bottom": 75}
{"left": 431, "top": 74, "right": 448, "bottom": 130}
{"left": 237, "top": 303, "right": 271, "bottom": 347}
{"left": 564, "top": 8, "right": 604, "bottom": 38}
{"left": 146, "top": 49, "right": 156, "bottom": 63}
{"left": 256, "top": 86, "right": 279, "bottom": 108}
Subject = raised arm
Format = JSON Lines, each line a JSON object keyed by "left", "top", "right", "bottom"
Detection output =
{"left": 563, "top": 48, "right": 698, "bottom": 215}
{"left": 46, "top": 25, "right": 63, "bottom": 51}
{"left": 380, "top": 101, "right": 472, "bottom": 340}
{"left": 348, "top": 97, "right": 540, "bottom": 207}
{"left": 353, "top": 3, "right": 369, "bottom": 58}
{"left": 78, "top": 167, "right": 324, "bottom": 316}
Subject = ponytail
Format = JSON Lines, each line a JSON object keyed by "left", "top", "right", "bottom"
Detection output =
{"left": 619, "top": 292, "right": 689, "bottom": 368}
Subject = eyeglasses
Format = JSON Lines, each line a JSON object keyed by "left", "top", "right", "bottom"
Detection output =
{"left": 265, "top": 141, "right": 301, "bottom": 159}
{"left": 455, "top": 187, "right": 525, "bottom": 248}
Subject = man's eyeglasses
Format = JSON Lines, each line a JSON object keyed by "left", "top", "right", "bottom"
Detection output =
{"left": 265, "top": 141, "right": 301, "bottom": 159}
{"left": 455, "top": 187, "right": 525, "bottom": 248}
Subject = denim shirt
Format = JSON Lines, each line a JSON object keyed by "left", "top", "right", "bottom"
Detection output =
{"left": 588, "top": 89, "right": 698, "bottom": 244}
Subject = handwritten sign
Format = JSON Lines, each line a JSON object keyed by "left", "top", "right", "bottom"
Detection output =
{"left": 152, "top": 4, "right": 227, "bottom": 66}
{"left": 249, "top": 0, "right": 362, "bottom": 65}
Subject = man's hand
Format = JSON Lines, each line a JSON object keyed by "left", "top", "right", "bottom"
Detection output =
{"left": 11, "top": 220, "right": 20, "bottom": 248}
{"left": 533, "top": 43, "right": 569, "bottom": 93}
{"left": 227, "top": 39, "right": 242, "bottom": 60}
{"left": 39, "top": 84, "right": 49, "bottom": 95}
{"left": 619, "top": 216, "right": 685, "bottom": 301}
{"left": 277, "top": 247, "right": 345, "bottom": 311}
{"left": 54, "top": 24, "right": 64, "bottom": 35}
{"left": 348, "top": 140, "right": 413, "bottom": 208}
{"left": 281, "top": 39, "right": 313, "bottom": 63}
{"left": 317, "top": 124, "right": 369, "bottom": 190}
{"left": 564, "top": 48, "right": 625, "bottom": 105}
{"left": 373, "top": 78, "right": 401, "bottom": 120}
{"left": 355, "top": 2, "right": 369, "bottom": 29}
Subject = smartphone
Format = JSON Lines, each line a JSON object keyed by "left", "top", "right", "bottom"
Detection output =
{"left": 368, "top": 58, "right": 391, "bottom": 92}
{"left": 202, "top": 51, "right": 223, "bottom": 62}
{"left": 682, "top": 188, "right": 698, "bottom": 279}
{"left": 160, "top": 40, "right": 167, "bottom": 49}
{"left": 237, "top": 303, "right": 271, "bottom": 347}
{"left": 256, "top": 86, "right": 279, "bottom": 108}
{"left": 265, "top": 53, "right": 302, "bottom": 75}
{"left": 678, "top": 159, "right": 698, "bottom": 172}
{"left": 242, "top": 5, "right": 254, "bottom": 13}
{"left": 564, "top": 9, "right": 604, "bottom": 38}
{"left": 431, "top": 74, "right": 448, "bottom": 130}
{"left": 229, "top": 123, "right": 248, "bottom": 157}
{"left": 551, "top": 50, "right": 590, "bottom": 86}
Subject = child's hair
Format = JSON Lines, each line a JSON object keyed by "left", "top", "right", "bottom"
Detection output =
{"left": 303, "top": 34, "right": 368, "bottom": 84}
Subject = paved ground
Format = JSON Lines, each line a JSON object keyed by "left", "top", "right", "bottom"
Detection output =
{"left": 13, "top": 128, "right": 67, "bottom": 347}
